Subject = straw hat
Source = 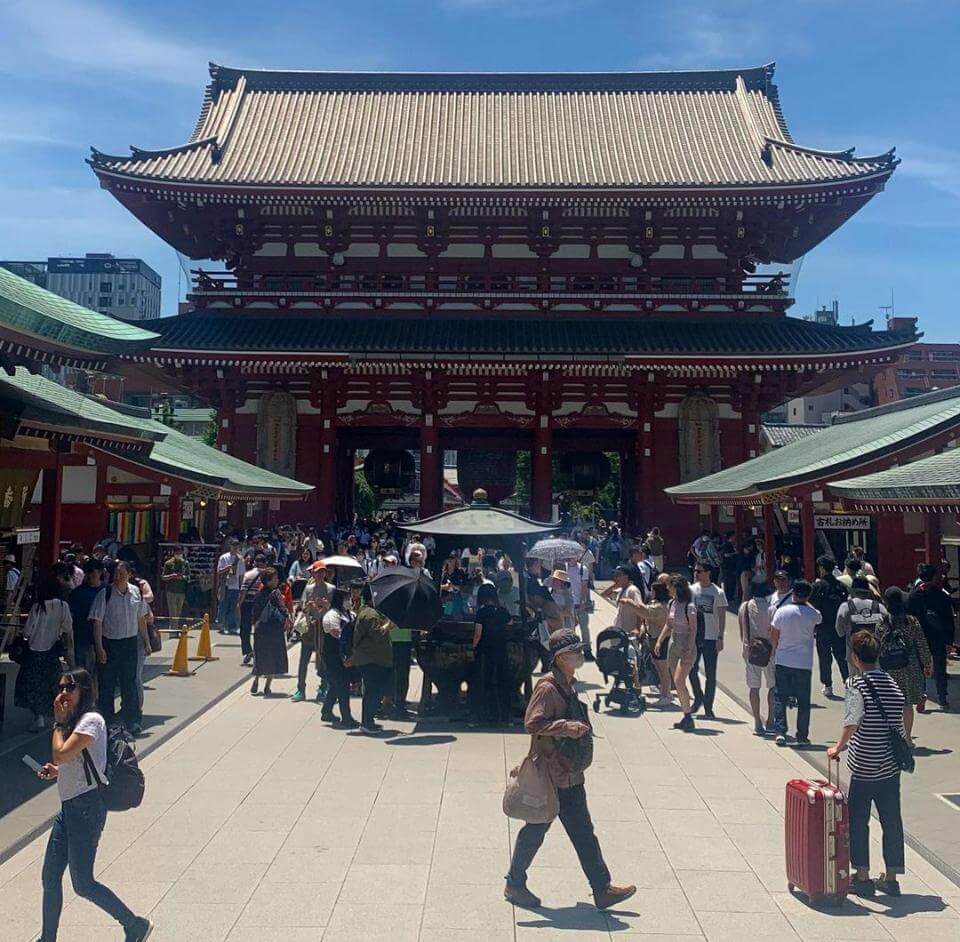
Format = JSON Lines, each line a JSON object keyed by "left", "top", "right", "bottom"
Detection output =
{"left": 550, "top": 569, "right": 571, "bottom": 584}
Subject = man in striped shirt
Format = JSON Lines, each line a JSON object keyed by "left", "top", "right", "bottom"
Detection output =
{"left": 827, "top": 631, "right": 906, "bottom": 898}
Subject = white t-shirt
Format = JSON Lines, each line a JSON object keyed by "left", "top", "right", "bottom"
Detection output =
{"left": 24, "top": 599, "right": 73, "bottom": 652}
{"left": 58, "top": 711, "right": 107, "bottom": 802}
{"left": 614, "top": 584, "right": 644, "bottom": 632}
{"left": 89, "top": 584, "right": 146, "bottom": 640}
{"left": 691, "top": 582, "right": 727, "bottom": 641}
{"left": 217, "top": 552, "right": 244, "bottom": 590}
{"left": 772, "top": 602, "right": 822, "bottom": 670}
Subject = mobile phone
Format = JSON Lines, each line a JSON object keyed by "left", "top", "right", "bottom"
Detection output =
{"left": 22, "top": 755, "right": 43, "bottom": 774}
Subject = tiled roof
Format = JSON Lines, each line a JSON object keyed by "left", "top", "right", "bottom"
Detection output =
{"left": 761, "top": 423, "right": 824, "bottom": 448}
{"left": 829, "top": 450, "right": 960, "bottom": 504}
{"left": 0, "top": 266, "right": 157, "bottom": 357}
{"left": 1, "top": 370, "right": 311, "bottom": 500}
{"left": 142, "top": 312, "right": 918, "bottom": 359}
{"left": 0, "top": 369, "right": 162, "bottom": 444}
{"left": 89, "top": 63, "right": 897, "bottom": 190}
{"left": 667, "top": 385, "right": 960, "bottom": 502}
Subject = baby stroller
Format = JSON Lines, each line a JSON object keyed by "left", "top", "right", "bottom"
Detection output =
{"left": 593, "top": 627, "right": 645, "bottom": 715}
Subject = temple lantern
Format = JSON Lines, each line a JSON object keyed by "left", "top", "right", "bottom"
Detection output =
{"left": 456, "top": 450, "right": 516, "bottom": 504}
{"left": 557, "top": 452, "right": 611, "bottom": 498}
{"left": 363, "top": 449, "right": 415, "bottom": 497}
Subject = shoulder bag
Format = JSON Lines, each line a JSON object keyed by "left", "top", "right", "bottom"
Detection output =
{"left": 503, "top": 736, "right": 559, "bottom": 824}
{"left": 861, "top": 675, "right": 915, "bottom": 774}
{"left": 746, "top": 602, "right": 772, "bottom": 667}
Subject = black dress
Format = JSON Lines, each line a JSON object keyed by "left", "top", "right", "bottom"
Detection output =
{"left": 252, "top": 588, "right": 289, "bottom": 677}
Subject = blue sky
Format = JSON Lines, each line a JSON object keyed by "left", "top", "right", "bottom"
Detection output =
{"left": 1, "top": 0, "right": 957, "bottom": 340}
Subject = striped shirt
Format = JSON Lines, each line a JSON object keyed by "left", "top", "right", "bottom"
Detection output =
{"left": 844, "top": 670, "right": 906, "bottom": 780}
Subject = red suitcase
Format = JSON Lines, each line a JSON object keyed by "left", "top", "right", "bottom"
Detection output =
{"left": 784, "top": 758, "right": 850, "bottom": 906}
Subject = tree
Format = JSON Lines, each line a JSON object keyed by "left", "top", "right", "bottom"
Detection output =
{"left": 354, "top": 469, "right": 380, "bottom": 518}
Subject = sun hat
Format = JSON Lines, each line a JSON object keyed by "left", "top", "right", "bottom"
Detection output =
{"left": 548, "top": 629, "right": 582, "bottom": 655}
{"left": 550, "top": 569, "right": 571, "bottom": 584}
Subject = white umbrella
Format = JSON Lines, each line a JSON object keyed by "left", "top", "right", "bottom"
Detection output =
{"left": 527, "top": 538, "right": 587, "bottom": 568}
{"left": 320, "top": 554, "right": 364, "bottom": 570}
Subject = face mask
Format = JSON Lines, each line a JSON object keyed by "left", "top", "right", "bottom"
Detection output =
{"left": 343, "top": 600, "right": 353, "bottom": 611}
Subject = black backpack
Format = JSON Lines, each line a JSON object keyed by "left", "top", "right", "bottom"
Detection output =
{"left": 878, "top": 622, "right": 910, "bottom": 671}
{"left": 82, "top": 725, "right": 145, "bottom": 812}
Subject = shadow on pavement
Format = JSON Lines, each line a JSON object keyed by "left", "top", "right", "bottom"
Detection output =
{"left": 912, "top": 746, "right": 952, "bottom": 758}
{"left": 871, "top": 893, "right": 950, "bottom": 917}
{"left": 386, "top": 734, "right": 458, "bottom": 746}
{"left": 516, "top": 901, "right": 635, "bottom": 932}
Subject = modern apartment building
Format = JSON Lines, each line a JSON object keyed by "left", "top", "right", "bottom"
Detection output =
{"left": 872, "top": 321, "right": 960, "bottom": 404}
{"left": 0, "top": 253, "right": 160, "bottom": 320}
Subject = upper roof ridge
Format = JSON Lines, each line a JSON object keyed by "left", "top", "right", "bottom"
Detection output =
{"left": 206, "top": 61, "right": 778, "bottom": 94}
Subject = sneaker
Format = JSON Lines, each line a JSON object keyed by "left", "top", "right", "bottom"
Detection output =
{"left": 673, "top": 714, "right": 695, "bottom": 732}
{"left": 391, "top": 708, "right": 416, "bottom": 720}
{"left": 314, "top": 688, "right": 325, "bottom": 703}
{"left": 775, "top": 734, "right": 787, "bottom": 746}
{"left": 876, "top": 877, "right": 901, "bottom": 896}
{"left": 794, "top": 737, "right": 811, "bottom": 748}
{"left": 241, "top": 653, "right": 253, "bottom": 667}
{"left": 360, "top": 723, "right": 383, "bottom": 734}
{"left": 290, "top": 690, "right": 305, "bottom": 703}
{"left": 701, "top": 709, "right": 716, "bottom": 720}
{"left": 822, "top": 684, "right": 834, "bottom": 697}
{"left": 754, "top": 721, "right": 766, "bottom": 737}
{"left": 850, "top": 877, "right": 876, "bottom": 898}
{"left": 125, "top": 916, "right": 153, "bottom": 941}
{"left": 594, "top": 883, "right": 637, "bottom": 910}
{"left": 338, "top": 718, "right": 359, "bottom": 730}
{"left": 656, "top": 696, "right": 673, "bottom": 707}
{"left": 320, "top": 711, "right": 336, "bottom": 723}
{"left": 504, "top": 883, "right": 541, "bottom": 908}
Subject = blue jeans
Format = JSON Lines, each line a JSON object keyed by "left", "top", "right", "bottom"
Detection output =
{"left": 773, "top": 664, "right": 812, "bottom": 739}
{"left": 218, "top": 587, "right": 239, "bottom": 632}
{"left": 41, "top": 790, "right": 136, "bottom": 940}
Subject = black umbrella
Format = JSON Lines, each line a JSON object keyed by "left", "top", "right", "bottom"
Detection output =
{"left": 369, "top": 565, "right": 442, "bottom": 631}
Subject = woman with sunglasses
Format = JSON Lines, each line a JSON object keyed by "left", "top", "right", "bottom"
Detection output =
{"left": 34, "top": 668, "right": 152, "bottom": 941}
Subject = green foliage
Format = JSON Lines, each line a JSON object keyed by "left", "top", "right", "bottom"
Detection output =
{"left": 200, "top": 421, "right": 218, "bottom": 447}
{"left": 354, "top": 468, "right": 380, "bottom": 517}
{"left": 152, "top": 398, "right": 175, "bottom": 426}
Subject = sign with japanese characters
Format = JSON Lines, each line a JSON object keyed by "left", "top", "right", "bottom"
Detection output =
{"left": 814, "top": 514, "right": 871, "bottom": 531}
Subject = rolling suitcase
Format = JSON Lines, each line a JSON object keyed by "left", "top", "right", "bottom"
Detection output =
{"left": 784, "top": 757, "right": 850, "bottom": 906}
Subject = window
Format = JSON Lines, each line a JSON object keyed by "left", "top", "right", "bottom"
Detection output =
{"left": 931, "top": 369, "right": 958, "bottom": 380}
{"left": 99, "top": 281, "right": 112, "bottom": 293}
{"left": 931, "top": 350, "right": 960, "bottom": 362}
{"left": 98, "top": 296, "right": 112, "bottom": 307}
{"left": 905, "top": 350, "right": 922, "bottom": 361}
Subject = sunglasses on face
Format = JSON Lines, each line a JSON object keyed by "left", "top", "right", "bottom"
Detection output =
{"left": 56, "top": 683, "right": 77, "bottom": 694}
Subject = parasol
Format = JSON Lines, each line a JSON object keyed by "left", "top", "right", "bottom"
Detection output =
{"left": 319, "top": 554, "right": 364, "bottom": 586}
{"left": 527, "top": 538, "right": 587, "bottom": 568}
{"left": 369, "top": 566, "right": 442, "bottom": 631}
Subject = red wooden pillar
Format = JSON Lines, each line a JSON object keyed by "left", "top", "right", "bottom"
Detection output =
{"left": 318, "top": 423, "right": 337, "bottom": 526}
{"left": 924, "top": 512, "right": 942, "bottom": 566}
{"left": 165, "top": 493, "right": 182, "bottom": 542}
{"left": 635, "top": 378, "right": 657, "bottom": 532}
{"left": 763, "top": 502, "right": 776, "bottom": 580}
{"left": 801, "top": 495, "right": 816, "bottom": 581}
{"left": 419, "top": 422, "right": 442, "bottom": 518}
{"left": 734, "top": 505, "right": 750, "bottom": 538}
{"left": 708, "top": 504, "right": 720, "bottom": 535}
{"left": 532, "top": 421, "right": 553, "bottom": 522}
{"left": 38, "top": 454, "right": 63, "bottom": 570}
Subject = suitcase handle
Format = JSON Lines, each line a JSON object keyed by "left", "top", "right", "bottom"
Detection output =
{"left": 826, "top": 755, "right": 841, "bottom": 788}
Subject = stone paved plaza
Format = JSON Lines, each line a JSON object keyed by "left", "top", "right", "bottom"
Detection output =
{"left": 3, "top": 619, "right": 959, "bottom": 941}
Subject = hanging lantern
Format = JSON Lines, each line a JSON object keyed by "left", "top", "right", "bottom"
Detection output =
{"left": 456, "top": 450, "right": 516, "bottom": 504}
{"left": 557, "top": 452, "right": 611, "bottom": 497}
{"left": 363, "top": 449, "right": 415, "bottom": 497}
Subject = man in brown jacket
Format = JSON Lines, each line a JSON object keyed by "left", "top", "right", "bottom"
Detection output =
{"left": 505, "top": 629, "right": 636, "bottom": 910}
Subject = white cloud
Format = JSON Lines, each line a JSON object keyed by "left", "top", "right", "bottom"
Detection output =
{"left": 636, "top": 2, "right": 811, "bottom": 70}
{"left": 1, "top": 0, "right": 219, "bottom": 86}
{"left": 893, "top": 142, "right": 960, "bottom": 202}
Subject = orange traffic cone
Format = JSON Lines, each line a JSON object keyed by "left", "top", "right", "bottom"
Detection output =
{"left": 190, "top": 613, "right": 219, "bottom": 662}
{"left": 166, "top": 626, "right": 195, "bottom": 676}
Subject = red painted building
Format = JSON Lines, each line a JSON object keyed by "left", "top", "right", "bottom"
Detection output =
{"left": 89, "top": 63, "right": 915, "bottom": 534}
{"left": 872, "top": 325, "right": 960, "bottom": 405}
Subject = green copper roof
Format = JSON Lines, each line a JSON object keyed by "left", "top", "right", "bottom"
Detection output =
{"left": 1, "top": 369, "right": 311, "bottom": 500}
{"left": 402, "top": 501, "right": 556, "bottom": 539}
{"left": 140, "top": 423, "right": 313, "bottom": 499}
{"left": 0, "top": 369, "right": 162, "bottom": 443}
{"left": 0, "top": 266, "right": 158, "bottom": 356}
{"left": 667, "top": 385, "right": 960, "bottom": 502}
{"left": 829, "top": 449, "right": 960, "bottom": 504}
